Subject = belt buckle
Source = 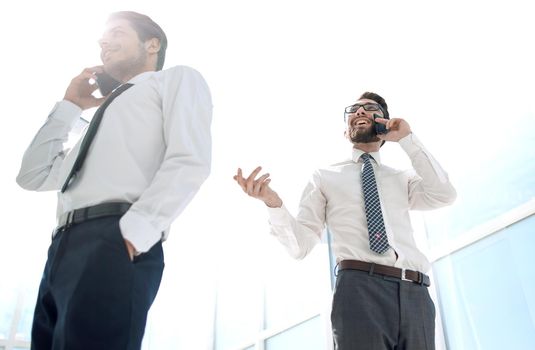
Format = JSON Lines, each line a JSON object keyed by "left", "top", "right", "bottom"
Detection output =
{"left": 67, "top": 211, "right": 74, "bottom": 226}
{"left": 401, "top": 269, "right": 412, "bottom": 283}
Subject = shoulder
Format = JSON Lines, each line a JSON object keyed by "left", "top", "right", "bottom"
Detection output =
{"left": 154, "top": 66, "right": 212, "bottom": 102}
{"left": 328, "top": 159, "right": 354, "bottom": 168}
{"left": 158, "top": 65, "right": 207, "bottom": 81}
{"left": 314, "top": 159, "right": 354, "bottom": 177}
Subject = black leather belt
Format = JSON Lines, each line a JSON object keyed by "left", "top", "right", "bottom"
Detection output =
{"left": 56, "top": 202, "right": 131, "bottom": 231}
{"left": 338, "top": 259, "right": 431, "bottom": 287}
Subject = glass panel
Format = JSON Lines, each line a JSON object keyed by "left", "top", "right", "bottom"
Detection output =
{"left": 0, "top": 286, "right": 18, "bottom": 340}
{"left": 15, "top": 287, "right": 38, "bottom": 341}
{"left": 424, "top": 113, "right": 535, "bottom": 247}
{"left": 265, "top": 315, "right": 325, "bottom": 350}
{"left": 264, "top": 245, "right": 331, "bottom": 329}
{"left": 214, "top": 274, "right": 262, "bottom": 350}
{"left": 433, "top": 214, "right": 535, "bottom": 349}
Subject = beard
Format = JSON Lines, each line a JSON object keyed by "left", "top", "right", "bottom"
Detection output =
{"left": 104, "top": 43, "right": 148, "bottom": 81}
{"left": 348, "top": 124, "right": 380, "bottom": 143}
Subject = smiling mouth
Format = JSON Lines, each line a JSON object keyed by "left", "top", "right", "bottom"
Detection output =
{"left": 102, "top": 50, "right": 115, "bottom": 58}
{"left": 101, "top": 47, "right": 120, "bottom": 59}
{"left": 353, "top": 118, "right": 371, "bottom": 127}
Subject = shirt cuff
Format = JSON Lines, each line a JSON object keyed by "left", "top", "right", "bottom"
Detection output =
{"left": 267, "top": 204, "right": 290, "bottom": 225}
{"left": 50, "top": 100, "right": 83, "bottom": 127}
{"left": 119, "top": 210, "right": 163, "bottom": 253}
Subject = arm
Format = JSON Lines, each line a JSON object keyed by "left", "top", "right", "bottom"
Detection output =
{"left": 376, "top": 117, "right": 457, "bottom": 209}
{"left": 119, "top": 67, "right": 213, "bottom": 253}
{"left": 16, "top": 67, "right": 105, "bottom": 191}
{"left": 400, "top": 133, "right": 457, "bottom": 209}
{"left": 234, "top": 167, "right": 325, "bottom": 259}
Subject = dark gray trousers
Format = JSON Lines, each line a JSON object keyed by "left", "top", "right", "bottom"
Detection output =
{"left": 331, "top": 269, "right": 436, "bottom": 350}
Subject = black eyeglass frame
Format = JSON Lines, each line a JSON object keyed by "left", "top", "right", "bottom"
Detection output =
{"left": 343, "top": 103, "right": 386, "bottom": 122}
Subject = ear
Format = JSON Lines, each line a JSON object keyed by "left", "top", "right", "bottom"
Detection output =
{"left": 144, "top": 38, "right": 161, "bottom": 54}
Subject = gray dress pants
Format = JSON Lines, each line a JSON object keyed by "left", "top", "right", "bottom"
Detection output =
{"left": 331, "top": 269, "right": 436, "bottom": 350}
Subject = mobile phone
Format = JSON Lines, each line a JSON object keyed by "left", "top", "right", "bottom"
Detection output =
{"left": 95, "top": 72, "right": 121, "bottom": 96}
{"left": 373, "top": 113, "right": 389, "bottom": 135}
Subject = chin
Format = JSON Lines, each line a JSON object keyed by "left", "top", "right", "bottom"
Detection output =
{"left": 350, "top": 129, "right": 380, "bottom": 143}
{"left": 102, "top": 63, "right": 122, "bottom": 80}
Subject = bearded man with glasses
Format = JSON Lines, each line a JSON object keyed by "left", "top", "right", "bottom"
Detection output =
{"left": 234, "top": 91, "right": 456, "bottom": 350}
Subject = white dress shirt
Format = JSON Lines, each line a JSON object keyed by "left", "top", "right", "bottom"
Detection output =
{"left": 267, "top": 134, "right": 456, "bottom": 273}
{"left": 17, "top": 65, "right": 213, "bottom": 253}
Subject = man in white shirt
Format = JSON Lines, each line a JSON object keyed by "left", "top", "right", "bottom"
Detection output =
{"left": 17, "top": 11, "right": 212, "bottom": 350}
{"left": 234, "top": 92, "right": 455, "bottom": 350}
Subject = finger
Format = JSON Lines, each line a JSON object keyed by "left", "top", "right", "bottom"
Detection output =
{"left": 89, "top": 83, "right": 99, "bottom": 93}
{"left": 75, "top": 70, "right": 99, "bottom": 83}
{"left": 83, "top": 66, "right": 104, "bottom": 74}
{"left": 245, "top": 166, "right": 263, "bottom": 193}
{"left": 374, "top": 117, "right": 389, "bottom": 125}
{"left": 234, "top": 171, "right": 247, "bottom": 191}
{"left": 253, "top": 173, "right": 270, "bottom": 195}
{"left": 245, "top": 173, "right": 256, "bottom": 194}
{"left": 234, "top": 168, "right": 242, "bottom": 182}
{"left": 388, "top": 119, "right": 401, "bottom": 131}
{"left": 87, "top": 97, "right": 106, "bottom": 109}
{"left": 246, "top": 166, "right": 263, "bottom": 182}
{"left": 259, "top": 179, "right": 273, "bottom": 196}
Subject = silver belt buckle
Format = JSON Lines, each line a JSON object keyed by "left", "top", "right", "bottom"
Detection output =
{"left": 401, "top": 269, "right": 412, "bottom": 282}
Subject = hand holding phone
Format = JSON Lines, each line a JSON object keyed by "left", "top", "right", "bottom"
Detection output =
{"left": 373, "top": 113, "right": 389, "bottom": 135}
{"left": 64, "top": 66, "right": 106, "bottom": 110}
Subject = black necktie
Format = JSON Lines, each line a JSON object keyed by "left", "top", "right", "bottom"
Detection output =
{"left": 361, "top": 153, "right": 390, "bottom": 254}
{"left": 61, "top": 83, "right": 133, "bottom": 193}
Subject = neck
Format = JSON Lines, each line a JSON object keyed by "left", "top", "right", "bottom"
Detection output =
{"left": 110, "top": 58, "right": 157, "bottom": 83}
{"left": 354, "top": 142, "right": 380, "bottom": 153}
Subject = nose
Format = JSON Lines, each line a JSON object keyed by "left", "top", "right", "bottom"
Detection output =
{"left": 356, "top": 107, "right": 368, "bottom": 117}
{"left": 98, "top": 35, "right": 110, "bottom": 48}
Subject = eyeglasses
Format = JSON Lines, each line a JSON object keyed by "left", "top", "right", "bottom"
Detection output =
{"left": 344, "top": 103, "right": 383, "bottom": 122}
{"left": 345, "top": 103, "right": 382, "bottom": 114}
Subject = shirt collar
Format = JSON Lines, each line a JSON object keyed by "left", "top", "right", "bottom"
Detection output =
{"left": 352, "top": 147, "right": 382, "bottom": 165}
{"left": 126, "top": 70, "right": 156, "bottom": 84}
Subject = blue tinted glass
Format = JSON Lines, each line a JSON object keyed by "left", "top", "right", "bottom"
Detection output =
{"left": 214, "top": 277, "right": 261, "bottom": 350}
{"left": 0, "top": 287, "right": 17, "bottom": 340}
{"left": 425, "top": 113, "right": 535, "bottom": 247}
{"left": 265, "top": 316, "right": 325, "bottom": 350}
{"left": 264, "top": 246, "right": 331, "bottom": 329}
{"left": 433, "top": 215, "right": 535, "bottom": 349}
{"left": 15, "top": 287, "right": 37, "bottom": 342}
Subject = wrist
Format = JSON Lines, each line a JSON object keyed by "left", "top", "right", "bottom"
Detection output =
{"left": 265, "top": 197, "right": 283, "bottom": 208}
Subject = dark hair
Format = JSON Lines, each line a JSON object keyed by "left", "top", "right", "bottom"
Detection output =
{"left": 359, "top": 92, "right": 389, "bottom": 119}
{"left": 108, "top": 11, "right": 168, "bottom": 71}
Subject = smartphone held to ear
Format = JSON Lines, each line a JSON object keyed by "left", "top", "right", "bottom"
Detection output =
{"left": 95, "top": 72, "right": 121, "bottom": 96}
{"left": 373, "top": 113, "right": 389, "bottom": 135}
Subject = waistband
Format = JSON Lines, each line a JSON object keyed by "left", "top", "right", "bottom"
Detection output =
{"left": 56, "top": 202, "right": 131, "bottom": 232}
{"left": 338, "top": 259, "right": 430, "bottom": 287}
